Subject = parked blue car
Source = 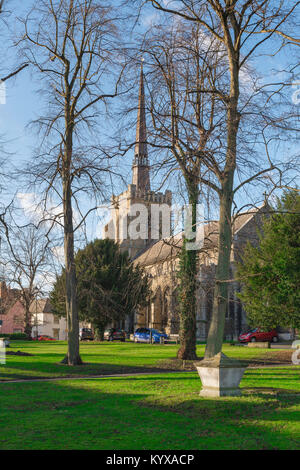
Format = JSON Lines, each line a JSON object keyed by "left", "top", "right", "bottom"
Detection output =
{"left": 134, "top": 328, "right": 168, "bottom": 344}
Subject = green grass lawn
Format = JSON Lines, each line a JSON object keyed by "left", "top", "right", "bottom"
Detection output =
{"left": 0, "top": 342, "right": 299, "bottom": 449}
{"left": 0, "top": 368, "right": 299, "bottom": 450}
{"left": 0, "top": 340, "right": 295, "bottom": 381}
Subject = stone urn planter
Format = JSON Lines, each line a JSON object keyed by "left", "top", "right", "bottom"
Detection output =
{"left": 194, "top": 353, "right": 247, "bottom": 398}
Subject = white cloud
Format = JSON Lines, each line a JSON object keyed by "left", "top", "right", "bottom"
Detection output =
{"left": 17, "top": 192, "right": 64, "bottom": 226}
{"left": 142, "top": 11, "right": 161, "bottom": 27}
{"left": 17, "top": 192, "right": 82, "bottom": 231}
{"left": 51, "top": 245, "right": 65, "bottom": 264}
{"left": 17, "top": 192, "right": 38, "bottom": 215}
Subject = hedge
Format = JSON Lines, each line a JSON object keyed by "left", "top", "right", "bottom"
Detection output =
{"left": 0, "top": 333, "right": 28, "bottom": 340}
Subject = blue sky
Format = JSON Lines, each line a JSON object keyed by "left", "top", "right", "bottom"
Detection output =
{"left": 0, "top": 0, "right": 299, "bottom": 250}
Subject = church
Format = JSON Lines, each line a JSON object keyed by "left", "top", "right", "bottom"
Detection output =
{"left": 104, "top": 66, "right": 269, "bottom": 341}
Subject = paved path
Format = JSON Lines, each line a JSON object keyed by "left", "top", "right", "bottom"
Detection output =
{"left": 0, "top": 363, "right": 298, "bottom": 384}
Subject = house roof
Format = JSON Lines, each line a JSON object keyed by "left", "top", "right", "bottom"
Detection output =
{"left": 133, "top": 206, "right": 263, "bottom": 267}
{"left": 29, "top": 298, "right": 52, "bottom": 314}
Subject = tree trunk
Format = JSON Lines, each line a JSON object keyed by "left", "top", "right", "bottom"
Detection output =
{"left": 205, "top": 188, "right": 233, "bottom": 358}
{"left": 177, "top": 186, "right": 198, "bottom": 360}
{"left": 204, "top": 49, "right": 240, "bottom": 358}
{"left": 61, "top": 164, "right": 82, "bottom": 365}
{"left": 24, "top": 306, "right": 32, "bottom": 340}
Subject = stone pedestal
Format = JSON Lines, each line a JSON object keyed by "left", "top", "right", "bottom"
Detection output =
{"left": 195, "top": 353, "right": 247, "bottom": 398}
{"left": 248, "top": 341, "right": 270, "bottom": 348}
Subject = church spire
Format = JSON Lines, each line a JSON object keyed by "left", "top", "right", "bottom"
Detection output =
{"left": 132, "top": 60, "right": 150, "bottom": 194}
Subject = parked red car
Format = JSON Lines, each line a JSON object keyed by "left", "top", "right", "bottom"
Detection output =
{"left": 239, "top": 328, "right": 278, "bottom": 343}
{"left": 36, "top": 335, "right": 56, "bottom": 341}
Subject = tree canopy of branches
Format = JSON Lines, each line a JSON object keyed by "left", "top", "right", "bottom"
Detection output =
{"left": 0, "top": 0, "right": 29, "bottom": 83}
{"left": 50, "top": 238, "right": 150, "bottom": 338}
{"left": 141, "top": 0, "right": 299, "bottom": 359}
{"left": 18, "top": 0, "right": 126, "bottom": 364}
{"left": 237, "top": 190, "right": 300, "bottom": 331}
{"left": 139, "top": 23, "right": 227, "bottom": 359}
{"left": 0, "top": 0, "right": 29, "bottom": 201}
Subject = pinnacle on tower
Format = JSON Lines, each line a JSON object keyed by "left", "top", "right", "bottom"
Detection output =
{"left": 132, "top": 60, "right": 150, "bottom": 194}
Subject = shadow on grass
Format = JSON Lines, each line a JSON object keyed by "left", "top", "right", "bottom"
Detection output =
{"left": 0, "top": 360, "right": 184, "bottom": 382}
{"left": 0, "top": 376, "right": 299, "bottom": 450}
{"left": 243, "top": 387, "right": 300, "bottom": 398}
{"left": 4, "top": 342, "right": 298, "bottom": 383}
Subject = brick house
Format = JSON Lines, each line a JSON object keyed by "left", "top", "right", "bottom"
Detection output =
{"left": 0, "top": 282, "right": 25, "bottom": 334}
{"left": 0, "top": 282, "right": 68, "bottom": 339}
{"left": 0, "top": 299, "right": 25, "bottom": 334}
{"left": 0, "top": 282, "right": 91, "bottom": 341}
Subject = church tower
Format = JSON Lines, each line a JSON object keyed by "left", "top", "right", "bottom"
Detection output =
{"left": 104, "top": 63, "right": 172, "bottom": 259}
{"left": 132, "top": 62, "right": 150, "bottom": 194}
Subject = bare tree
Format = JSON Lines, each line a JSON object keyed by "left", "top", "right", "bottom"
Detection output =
{"left": 140, "top": 0, "right": 299, "bottom": 359}
{"left": 0, "top": 0, "right": 28, "bottom": 194}
{"left": 0, "top": 221, "right": 54, "bottom": 339}
{"left": 138, "top": 23, "right": 226, "bottom": 359}
{"left": 17, "top": 0, "right": 127, "bottom": 364}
